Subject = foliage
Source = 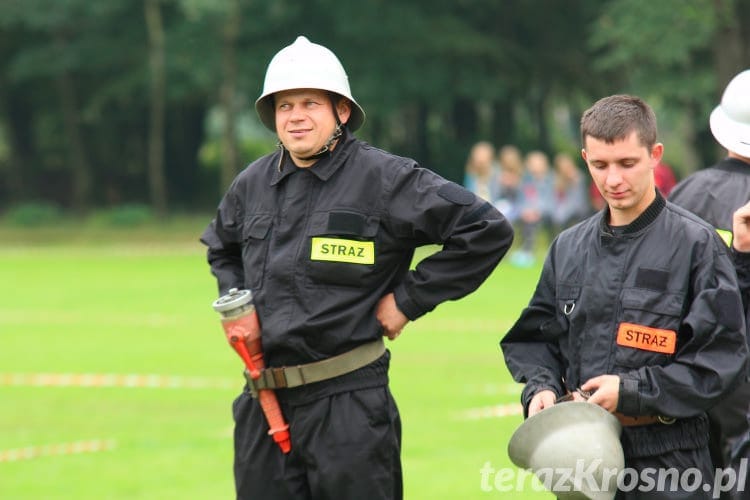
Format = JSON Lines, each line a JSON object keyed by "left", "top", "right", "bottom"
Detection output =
{"left": 3, "top": 201, "right": 63, "bottom": 226}
{"left": 589, "top": 0, "right": 718, "bottom": 105}
{"left": 90, "top": 204, "right": 156, "bottom": 227}
{"left": 198, "top": 137, "right": 277, "bottom": 172}
{"left": 0, "top": 0, "right": 748, "bottom": 212}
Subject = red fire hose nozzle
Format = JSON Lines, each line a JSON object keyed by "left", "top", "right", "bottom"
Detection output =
{"left": 213, "top": 288, "right": 292, "bottom": 454}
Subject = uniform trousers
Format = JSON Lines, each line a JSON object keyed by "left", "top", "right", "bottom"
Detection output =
{"left": 233, "top": 385, "right": 402, "bottom": 500}
{"left": 614, "top": 447, "right": 715, "bottom": 499}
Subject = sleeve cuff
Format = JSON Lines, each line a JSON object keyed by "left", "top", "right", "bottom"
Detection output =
{"left": 616, "top": 375, "right": 640, "bottom": 416}
{"left": 393, "top": 284, "right": 429, "bottom": 320}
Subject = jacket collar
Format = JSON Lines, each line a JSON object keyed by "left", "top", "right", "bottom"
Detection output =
{"left": 600, "top": 188, "right": 666, "bottom": 236}
{"left": 716, "top": 157, "right": 750, "bottom": 175}
{"left": 269, "top": 128, "right": 355, "bottom": 186}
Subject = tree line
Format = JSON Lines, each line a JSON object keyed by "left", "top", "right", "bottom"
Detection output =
{"left": 0, "top": 0, "right": 748, "bottom": 215}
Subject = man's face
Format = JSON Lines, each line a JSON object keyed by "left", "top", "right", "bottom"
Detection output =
{"left": 274, "top": 88, "right": 350, "bottom": 167}
{"left": 582, "top": 130, "right": 663, "bottom": 225}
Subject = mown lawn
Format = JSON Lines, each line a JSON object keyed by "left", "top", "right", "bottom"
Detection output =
{"left": 0, "top": 219, "right": 553, "bottom": 499}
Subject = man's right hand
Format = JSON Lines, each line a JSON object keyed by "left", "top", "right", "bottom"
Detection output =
{"left": 375, "top": 293, "right": 409, "bottom": 341}
{"left": 528, "top": 390, "right": 557, "bottom": 417}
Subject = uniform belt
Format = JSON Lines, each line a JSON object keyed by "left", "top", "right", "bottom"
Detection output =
{"left": 615, "top": 413, "right": 676, "bottom": 427}
{"left": 244, "top": 339, "right": 386, "bottom": 395}
{"left": 556, "top": 392, "right": 676, "bottom": 427}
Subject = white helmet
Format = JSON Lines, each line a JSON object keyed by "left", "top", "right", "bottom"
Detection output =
{"left": 710, "top": 69, "right": 750, "bottom": 158}
{"left": 508, "top": 402, "right": 624, "bottom": 500}
{"left": 255, "top": 36, "right": 366, "bottom": 133}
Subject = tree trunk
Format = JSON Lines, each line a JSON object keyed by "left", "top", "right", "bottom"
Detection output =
{"left": 0, "top": 78, "right": 29, "bottom": 204}
{"left": 219, "top": 0, "right": 241, "bottom": 193}
{"left": 451, "top": 97, "right": 478, "bottom": 178}
{"left": 415, "top": 102, "right": 430, "bottom": 170}
{"left": 531, "top": 84, "right": 551, "bottom": 155}
{"left": 492, "top": 98, "right": 515, "bottom": 148}
{"left": 54, "top": 32, "right": 92, "bottom": 213}
{"left": 712, "top": 0, "right": 745, "bottom": 90}
{"left": 144, "top": 0, "right": 167, "bottom": 216}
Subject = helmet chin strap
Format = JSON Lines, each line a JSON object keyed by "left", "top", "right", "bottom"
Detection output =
{"left": 299, "top": 123, "right": 343, "bottom": 161}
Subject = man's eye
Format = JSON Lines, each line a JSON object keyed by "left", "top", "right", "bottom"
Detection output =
{"left": 278, "top": 103, "right": 290, "bottom": 111}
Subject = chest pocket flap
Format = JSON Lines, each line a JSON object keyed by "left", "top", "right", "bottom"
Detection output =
{"left": 307, "top": 211, "right": 380, "bottom": 238}
{"left": 621, "top": 288, "right": 684, "bottom": 317}
{"left": 240, "top": 214, "right": 272, "bottom": 289}
{"left": 242, "top": 214, "right": 272, "bottom": 241}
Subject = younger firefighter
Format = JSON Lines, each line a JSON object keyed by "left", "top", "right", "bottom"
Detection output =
{"left": 201, "top": 36, "right": 514, "bottom": 500}
{"left": 500, "top": 94, "right": 748, "bottom": 498}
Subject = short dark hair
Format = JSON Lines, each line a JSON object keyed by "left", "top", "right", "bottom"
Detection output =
{"left": 580, "top": 95, "right": 658, "bottom": 149}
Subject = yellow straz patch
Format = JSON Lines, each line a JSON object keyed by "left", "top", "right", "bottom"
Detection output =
{"left": 716, "top": 228, "right": 733, "bottom": 248}
{"left": 310, "top": 237, "right": 375, "bottom": 264}
{"left": 616, "top": 323, "right": 676, "bottom": 354}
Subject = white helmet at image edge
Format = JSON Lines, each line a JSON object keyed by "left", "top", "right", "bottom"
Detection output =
{"left": 255, "top": 36, "right": 366, "bottom": 133}
{"left": 710, "top": 69, "right": 750, "bottom": 158}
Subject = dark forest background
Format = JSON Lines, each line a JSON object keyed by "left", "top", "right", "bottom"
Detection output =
{"left": 1, "top": 0, "right": 748, "bottom": 217}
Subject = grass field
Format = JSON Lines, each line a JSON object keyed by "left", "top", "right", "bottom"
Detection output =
{"left": 0, "top": 218, "right": 555, "bottom": 499}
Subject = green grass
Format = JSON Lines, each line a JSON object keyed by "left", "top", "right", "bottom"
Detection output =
{"left": 0, "top": 221, "right": 554, "bottom": 499}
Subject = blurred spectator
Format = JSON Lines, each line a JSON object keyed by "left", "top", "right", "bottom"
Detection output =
{"left": 463, "top": 141, "right": 499, "bottom": 202}
{"left": 494, "top": 144, "right": 524, "bottom": 223}
{"left": 510, "top": 150, "right": 554, "bottom": 267}
{"left": 551, "top": 152, "right": 591, "bottom": 233}
{"left": 654, "top": 160, "right": 677, "bottom": 196}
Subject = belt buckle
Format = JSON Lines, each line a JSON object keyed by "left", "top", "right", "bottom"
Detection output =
{"left": 270, "top": 367, "right": 288, "bottom": 388}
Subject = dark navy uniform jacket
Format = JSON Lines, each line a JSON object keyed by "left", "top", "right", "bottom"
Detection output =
{"left": 669, "top": 157, "right": 750, "bottom": 237}
{"left": 669, "top": 157, "right": 750, "bottom": 342}
{"left": 202, "top": 129, "right": 514, "bottom": 372}
{"left": 501, "top": 193, "right": 748, "bottom": 457}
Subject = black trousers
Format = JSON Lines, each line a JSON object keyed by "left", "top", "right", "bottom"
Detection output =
{"left": 614, "top": 447, "right": 715, "bottom": 500}
{"left": 708, "top": 383, "right": 750, "bottom": 468}
{"left": 233, "top": 385, "right": 402, "bottom": 500}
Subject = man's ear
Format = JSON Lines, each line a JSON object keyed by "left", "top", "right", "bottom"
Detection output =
{"left": 336, "top": 98, "right": 352, "bottom": 125}
{"left": 651, "top": 142, "right": 664, "bottom": 163}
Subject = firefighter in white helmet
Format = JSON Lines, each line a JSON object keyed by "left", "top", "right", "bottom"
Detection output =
{"left": 669, "top": 69, "right": 750, "bottom": 499}
{"left": 201, "top": 36, "right": 514, "bottom": 500}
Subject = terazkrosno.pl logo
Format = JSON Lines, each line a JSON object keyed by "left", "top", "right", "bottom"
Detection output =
{"left": 480, "top": 459, "right": 748, "bottom": 498}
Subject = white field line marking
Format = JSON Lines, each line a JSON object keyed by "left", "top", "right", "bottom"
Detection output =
{"left": 0, "top": 373, "right": 237, "bottom": 389}
{"left": 459, "top": 403, "right": 523, "bottom": 420}
{"left": 0, "top": 439, "right": 116, "bottom": 463}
